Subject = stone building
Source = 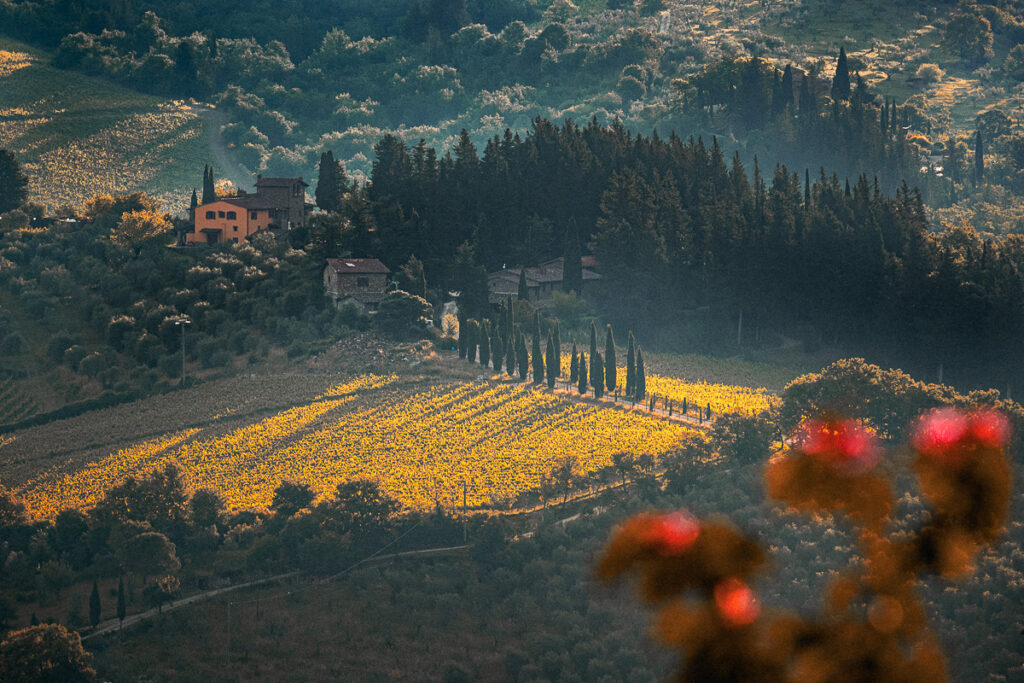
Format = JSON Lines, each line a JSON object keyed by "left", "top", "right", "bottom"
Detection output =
{"left": 323, "top": 258, "right": 391, "bottom": 311}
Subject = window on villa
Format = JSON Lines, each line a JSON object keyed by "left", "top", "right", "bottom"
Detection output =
{"left": 205, "top": 211, "right": 215, "bottom": 219}
{"left": 226, "top": 211, "right": 237, "bottom": 219}
{"left": 232, "top": 226, "right": 238, "bottom": 232}
{"left": 251, "top": 211, "right": 258, "bottom": 220}
{"left": 292, "top": 185, "right": 300, "bottom": 197}
{"left": 357, "top": 277, "right": 369, "bottom": 287}
{"left": 218, "top": 211, "right": 225, "bottom": 218}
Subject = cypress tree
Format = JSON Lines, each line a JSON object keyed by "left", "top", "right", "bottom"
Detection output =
{"left": 479, "top": 321, "right": 490, "bottom": 367}
{"left": 89, "top": 580, "right": 101, "bottom": 628}
{"left": 532, "top": 336, "right": 544, "bottom": 385}
{"left": 682, "top": 396, "right": 688, "bottom": 415}
{"left": 974, "top": 129, "right": 984, "bottom": 186}
{"left": 531, "top": 312, "right": 543, "bottom": 384}
{"left": 517, "top": 269, "right": 529, "bottom": 300}
{"left": 466, "top": 319, "right": 478, "bottom": 363}
{"left": 635, "top": 347, "right": 646, "bottom": 401}
{"left": 189, "top": 188, "right": 198, "bottom": 219}
{"left": 625, "top": 331, "right": 636, "bottom": 397}
{"left": 202, "top": 165, "right": 216, "bottom": 205}
{"left": 707, "top": 402, "right": 713, "bottom": 420}
{"left": 553, "top": 321, "right": 561, "bottom": 377}
{"left": 546, "top": 334, "right": 556, "bottom": 389}
{"left": 316, "top": 151, "right": 338, "bottom": 211}
{"left": 605, "top": 325, "right": 617, "bottom": 392}
{"left": 570, "top": 345, "right": 579, "bottom": 384}
{"left": 491, "top": 324, "right": 504, "bottom": 374}
{"left": 458, "top": 318, "right": 468, "bottom": 358}
{"left": 578, "top": 353, "right": 588, "bottom": 395}
{"left": 804, "top": 169, "right": 811, "bottom": 207}
{"left": 832, "top": 46, "right": 851, "bottom": 101}
{"left": 506, "top": 325, "right": 517, "bottom": 377}
{"left": 117, "top": 577, "right": 126, "bottom": 629}
{"left": 589, "top": 321, "right": 597, "bottom": 389}
{"left": 779, "top": 64, "right": 795, "bottom": 112}
{"left": 593, "top": 351, "right": 605, "bottom": 399}
{"left": 517, "top": 330, "right": 529, "bottom": 381}
{"left": 505, "top": 294, "right": 515, "bottom": 339}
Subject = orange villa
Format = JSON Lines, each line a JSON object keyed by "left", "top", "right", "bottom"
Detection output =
{"left": 186, "top": 176, "right": 312, "bottom": 245}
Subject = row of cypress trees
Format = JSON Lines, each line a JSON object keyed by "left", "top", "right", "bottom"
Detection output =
{"left": 458, "top": 310, "right": 647, "bottom": 402}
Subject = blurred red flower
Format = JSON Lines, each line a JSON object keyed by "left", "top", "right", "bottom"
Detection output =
{"left": 912, "top": 408, "right": 1010, "bottom": 464}
{"left": 636, "top": 511, "right": 700, "bottom": 556}
{"left": 797, "top": 419, "right": 880, "bottom": 473}
{"left": 713, "top": 577, "right": 760, "bottom": 627}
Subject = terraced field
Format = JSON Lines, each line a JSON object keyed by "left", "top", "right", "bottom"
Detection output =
{"left": 0, "top": 38, "right": 208, "bottom": 213}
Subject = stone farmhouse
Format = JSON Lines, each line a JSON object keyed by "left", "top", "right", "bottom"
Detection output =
{"left": 186, "top": 176, "right": 313, "bottom": 246}
{"left": 323, "top": 258, "right": 392, "bottom": 311}
{"left": 488, "top": 256, "right": 600, "bottom": 305}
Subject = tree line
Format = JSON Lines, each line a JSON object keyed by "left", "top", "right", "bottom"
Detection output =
{"left": 327, "top": 115, "right": 1024, "bottom": 390}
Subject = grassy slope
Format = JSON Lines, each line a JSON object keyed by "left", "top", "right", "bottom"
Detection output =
{"left": 0, "top": 37, "right": 207, "bottom": 214}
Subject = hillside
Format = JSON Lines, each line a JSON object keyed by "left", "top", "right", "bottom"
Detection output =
{"left": 0, "top": 37, "right": 213, "bottom": 213}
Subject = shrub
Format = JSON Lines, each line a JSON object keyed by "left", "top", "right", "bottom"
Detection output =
{"left": 375, "top": 290, "right": 432, "bottom": 340}
{"left": 915, "top": 62, "right": 945, "bottom": 83}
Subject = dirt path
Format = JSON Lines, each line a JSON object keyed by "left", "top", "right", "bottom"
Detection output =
{"left": 84, "top": 544, "right": 472, "bottom": 642}
{"left": 83, "top": 571, "right": 302, "bottom": 641}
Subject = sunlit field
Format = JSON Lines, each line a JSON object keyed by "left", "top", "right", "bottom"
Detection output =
{"left": 0, "top": 38, "right": 206, "bottom": 213}
{"left": 558, "top": 353, "right": 779, "bottom": 415}
{"left": 11, "top": 375, "right": 697, "bottom": 518}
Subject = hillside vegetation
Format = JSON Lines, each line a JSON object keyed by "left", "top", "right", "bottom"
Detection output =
{"left": 0, "top": 37, "right": 207, "bottom": 212}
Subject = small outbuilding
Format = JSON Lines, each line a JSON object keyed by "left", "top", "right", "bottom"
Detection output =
{"left": 324, "top": 258, "right": 391, "bottom": 311}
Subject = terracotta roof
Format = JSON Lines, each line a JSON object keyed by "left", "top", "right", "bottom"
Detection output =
{"left": 217, "top": 196, "right": 278, "bottom": 210}
{"left": 325, "top": 258, "right": 391, "bottom": 274}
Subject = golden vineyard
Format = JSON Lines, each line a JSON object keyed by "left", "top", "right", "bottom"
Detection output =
{"left": 9, "top": 371, "right": 777, "bottom": 519}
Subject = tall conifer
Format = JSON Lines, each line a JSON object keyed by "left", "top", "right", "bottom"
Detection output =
{"left": 466, "top": 319, "right": 478, "bottom": 363}
{"left": 832, "top": 47, "right": 851, "bottom": 101}
{"left": 570, "top": 344, "right": 579, "bottom": 384}
{"left": 517, "top": 269, "right": 529, "bottom": 300}
{"left": 589, "top": 321, "right": 598, "bottom": 388}
{"left": 635, "top": 347, "right": 646, "bottom": 401}
{"left": 779, "top": 64, "right": 794, "bottom": 112}
{"left": 531, "top": 312, "right": 543, "bottom": 384}
{"left": 479, "top": 321, "right": 490, "bottom": 367}
{"left": 491, "top": 323, "right": 503, "bottom": 374}
{"left": 625, "top": 331, "right": 636, "bottom": 397}
{"left": 546, "top": 334, "right": 556, "bottom": 389}
{"left": 202, "top": 165, "right": 216, "bottom": 204}
{"left": 578, "top": 353, "right": 588, "bottom": 395}
{"left": 593, "top": 351, "right": 605, "bottom": 399}
{"left": 553, "top": 321, "right": 562, "bottom": 376}
{"left": 605, "top": 325, "right": 617, "bottom": 392}
{"left": 517, "top": 330, "right": 529, "bottom": 381}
